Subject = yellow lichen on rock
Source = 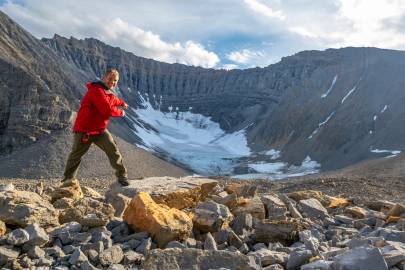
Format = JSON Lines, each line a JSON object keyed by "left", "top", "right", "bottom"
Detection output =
{"left": 51, "top": 179, "right": 84, "bottom": 202}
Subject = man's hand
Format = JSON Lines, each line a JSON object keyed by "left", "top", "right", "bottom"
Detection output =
{"left": 123, "top": 103, "right": 129, "bottom": 109}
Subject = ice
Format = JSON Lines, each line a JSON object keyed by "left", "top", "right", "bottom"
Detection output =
{"left": 127, "top": 93, "right": 322, "bottom": 178}
{"left": 373, "top": 115, "right": 377, "bottom": 121}
{"left": 321, "top": 75, "right": 338, "bottom": 98}
{"left": 381, "top": 105, "right": 388, "bottom": 113}
{"left": 341, "top": 86, "right": 356, "bottom": 103}
{"left": 235, "top": 156, "right": 320, "bottom": 180}
{"left": 262, "top": 149, "right": 281, "bottom": 159}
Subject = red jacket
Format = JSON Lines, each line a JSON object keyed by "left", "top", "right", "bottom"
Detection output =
{"left": 73, "top": 82, "right": 125, "bottom": 134}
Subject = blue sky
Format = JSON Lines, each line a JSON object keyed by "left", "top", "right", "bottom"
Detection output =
{"left": 1, "top": 0, "right": 405, "bottom": 69}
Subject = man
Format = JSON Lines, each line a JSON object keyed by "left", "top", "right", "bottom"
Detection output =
{"left": 62, "top": 68, "right": 130, "bottom": 186}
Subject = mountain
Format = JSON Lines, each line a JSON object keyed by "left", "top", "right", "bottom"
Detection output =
{"left": 1, "top": 9, "right": 404, "bottom": 179}
{"left": 42, "top": 34, "right": 405, "bottom": 176}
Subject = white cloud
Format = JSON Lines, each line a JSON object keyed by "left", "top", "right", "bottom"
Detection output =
{"left": 227, "top": 49, "right": 264, "bottom": 64}
{"left": 288, "top": 26, "right": 318, "bottom": 38}
{"left": 244, "top": 0, "right": 285, "bottom": 20}
{"left": 221, "top": 64, "right": 239, "bottom": 70}
{"left": 0, "top": 0, "right": 220, "bottom": 68}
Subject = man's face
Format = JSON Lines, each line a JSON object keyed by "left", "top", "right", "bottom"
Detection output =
{"left": 103, "top": 73, "right": 119, "bottom": 90}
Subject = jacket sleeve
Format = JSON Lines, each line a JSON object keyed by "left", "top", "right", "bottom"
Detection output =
{"left": 89, "top": 88, "right": 124, "bottom": 117}
{"left": 112, "top": 95, "right": 125, "bottom": 106}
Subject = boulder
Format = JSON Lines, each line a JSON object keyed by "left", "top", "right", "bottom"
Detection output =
{"left": 0, "top": 246, "right": 19, "bottom": 266}
{"left": 99, "top": 245, "right": 124, "bottom": 266}
{"left": 286, "top": 248, "right": 313, "bottom": 270}
{"left": 141, "top": 248, "right": 261, "bottom": 270}
{"left": 193, "top": 200, "right": 233, "bottom": 232}
{"left": 224, "top": 183, "right": 258, "bottom": 198}
{"left": 344, "top": 206, "right": 367, "bottom": 219}
{"left": 105, "top": 176, "right": 218, "bottom": 214}
{"left": 332, "top": 246, "right": 388, "bottom": 270}
{"left": 51, "top": 179, "right": 84, "bottom": 202}
{"left": 261, "top": 194, "right": 288, "bottom": 220}
{"left": 231, "top": 196, "right": 266, "bottom": 220}
{"left": 59, "top": 197, "right": 114, "bottom": 227}
{"left": 387, "top": 203, "right": 405, "bottom": 217}
{"left": 248, "top": 249, "right": 288, "bottom": 267}
{"left": 230, "top": 213, "right": 253, "bottom": 235}
{"left": 299, "top": 198, "right": 329, "bottom": 219}
{"left": 251, "top": 219, "right": 307, "bottom": 245}
{"left": 123, "top": 192, "right": 192, "bottom": 248}
{"left": 0, "top": 190, "right": 59, "bottom": 227}
{"left": 288, "top": 190, "right": 329, "bottom": 205}
{"left": 6, "top": 228, "right": 29, "bottom": 246}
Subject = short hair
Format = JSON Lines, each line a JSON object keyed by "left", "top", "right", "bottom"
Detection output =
{"left": 103, "top": 68, "right": 119, "bottom": 78}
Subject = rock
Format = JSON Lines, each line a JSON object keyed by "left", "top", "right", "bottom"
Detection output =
{"left": 6, "top": 228, "right": 29, "bottom": 246}
{"left": 51, "top": 179, "right": 84, "bottom": 202}
{"left": 166, "top": 240, "right": 186, "bottom": 249}
{"left": 231, "top": 196, "right": 266, "bottom": 220}
{"left": 347, "top": 236, "right": 385, "bottom": 249}
{"left": 332, "top": 246, "right": 388, "bottom": 270}
{"left": 368, "top": 228, "right": 405, "bottom": 243}
{"left": 344, "top": 206, "right": 367, "bottom": 219}
{"left": 50, "top": 222, "right": 82, "bottom": 238}
{"left": 239, "top": 243, "right": 250, "bottom": 254}
{"left": 141, "top": 248, "right": 261, "bottom": 270}
{"left": 99, "top": 245, "right": 124, "bottom": 266}
{"left": 123, "top": 250, "right": 144, "bottom": 264}
{"left": 230, "top": 213, "right": 253, "bottom": 235}
{"left": 105, "top": 176, "right": 218, "bottom": 213}
{"left": 288, "top": 190, "right": 329, "bottom": 205}
{"left": 193, "top": 200, "right": 233, "bottom": 232}
{"left": 383, "top": 249, "right": 405, "bottom": 267}
{"left": 0, "top": 246, "right": 19, "bottom": 266}
{"left": 0, "top": 190, "right": 59, "bottom": 227}
{"left": 0, "top": 183, "right": 14, "bottom": 192}
{"left": 204, "top": 232, "right": 217, "bottom": 250}
{"left": 328, "top": 197, "right": 351, "bottom": 208}
{"left": 286, "top": 248, "right": 313, "bottom": 270}
{"left": 252, "top": 219, "right": 307, "bottom": 245}
{"left": 0, "top": 220, "right": 6, "bottom": 236}
{"left": 81, "top": 241, "right": 104, "bottom": 255}
{"left": 80, "top": 261, "right": 98, "bottom": 270}
{"left": 53, "top": 197, "right": 75, "bottom": 209}
{"left": 261, "top": 194, "right": 288, "bottom": 220}
{"left": 388, "top": 203, "right": 405, "bottom": 217}
{"left": 263, "top": 264, "right": 284, "bottom": 270}
{"left": 123, "top": 192, "right": 192, "bottom": 248}
{"left": 81, "top": 186, "right": 103, "bottom": 200}
{"left": 299, "top": 230, "right": 320, "bottom": 255}
{"left": 24, "top": 223, "right": 49, "bottom": 248}
{"left": 185, "top": 238, "right": 197, "bottom": 248}
{"left": 212, "top": 193, "right": 239, "bottom": 209}
{"left": 59, "top": 197, "right": 115, "bottom": 227}
{"left": 228, "top": 229, "right": 244, "bottom": 249}
{"left": 44, "top": 246, "right": 65, "bottom": 258}
{"left": 366, "top": 200, "right": 396, "bottom": 212}
{"left": 301, "top": 260, "right": 333, "bottom": 270}
{"left": 248, "top": 249, "right": 288, "bottom": 267}
{"left": 253, "top": 243, "right": 267, "bottom": 251}
{"left": 107, "top": 264, "right": 125, "bottom": 270}
{"left": 224, "top": 183, "right": 258, "bottom": 198}
{"left": 69, "top": 248, "right": 88, "bottom": 266}
{"left": 111, "top": 194, "right": 131, "bottom": 218}
{"left": 135, "top": 237, "right": 152, "bottom": 256}
{"left": 299, "top": 198, "right": 329, "bottom": 219}
{"left": 27, "top": 246, "right": 45, "bottom": 260}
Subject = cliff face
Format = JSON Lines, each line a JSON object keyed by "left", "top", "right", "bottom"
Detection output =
{"left": 2, "top": 9, "right": 405, "bottom": 174}
{"left": 0, "top": 11, "right": 92, "bottom": 154}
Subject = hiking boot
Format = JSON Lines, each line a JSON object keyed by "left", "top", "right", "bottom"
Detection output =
{"left": 117, "top": 177, "right": 130, "bottom": 186}
{"left": 60, "top": 178, "right": 77, "bottom": 187}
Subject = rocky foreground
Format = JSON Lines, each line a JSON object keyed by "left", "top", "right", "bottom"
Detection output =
{"left": 0, "top": 176, "right": 404, "bottom": 270}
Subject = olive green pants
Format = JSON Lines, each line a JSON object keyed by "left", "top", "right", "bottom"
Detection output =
{"left": 63, "top": 130, "right": 127, "bottom": 181}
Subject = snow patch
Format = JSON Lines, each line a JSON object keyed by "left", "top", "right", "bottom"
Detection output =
{"left": 373, "top": 115, "right": 377, "bottom": 121}
{"left": 371, "top": 148, "right": 401, "bottom": 158}
{"left": 341, "top": 86, "right": 356, "bottom": 103}
{"left": 321, "top": 75, "right": 338, "bottom": 98}
{"left": 262, "top": 149, "right": 281, "bottom": 160}
{"left": 308, "top": 111, "right": 335, "bottom": 139}
{"left": 381, "top": 105, "right": 388, "bottom": 113}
